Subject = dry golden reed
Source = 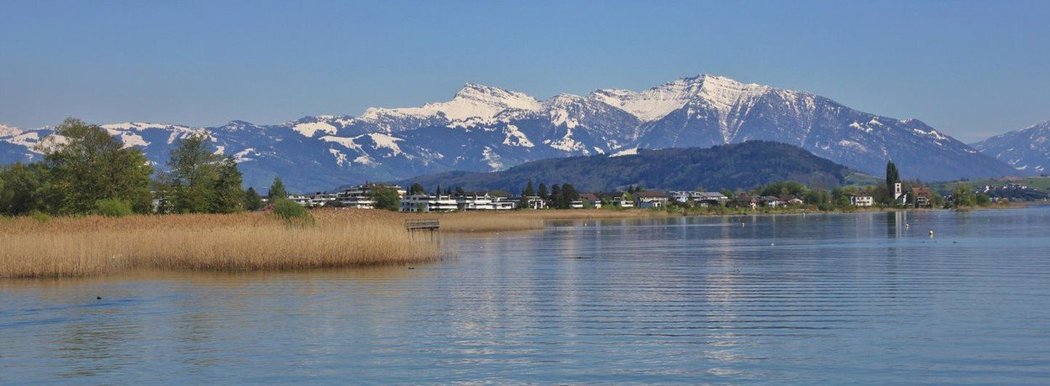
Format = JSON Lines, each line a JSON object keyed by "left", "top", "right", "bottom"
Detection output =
{"left": 0, "top": 210, "right": 440, "bottom": 278}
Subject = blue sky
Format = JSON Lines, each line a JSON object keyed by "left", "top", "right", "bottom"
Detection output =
{"left": 1, "top": 0, "right": 1047, "bottom": 142}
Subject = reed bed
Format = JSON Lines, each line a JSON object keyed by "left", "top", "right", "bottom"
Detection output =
{"left": 0, "top": 210, "right": 439, "bottom": 279}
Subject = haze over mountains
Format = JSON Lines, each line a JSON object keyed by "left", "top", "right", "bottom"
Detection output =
{"left": 0, "top": 74, "right": 1025, "bottom": 192}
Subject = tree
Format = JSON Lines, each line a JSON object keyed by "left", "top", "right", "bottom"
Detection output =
{"left": 211, "top": 158, "right": 244, "bottom": 213}
{"left": 409, "top": 183, "right": 425, "bottom": 195}
{"left": 523, "top": 180, "right": 535, "bottom": 197}
{"left": 44, "top": 118, "right": 154, "bottom": 214}
{"left": 951, "top": 183, "right": 976, "bottom": 208}
{"left": 0, "top": 163, "right": 53, "bottom": 216}
{"left": 435, "top": 184, "right": 442, "bottom": 196}
{"left": 550, "top": 184, "right": 562, "bottom": 208}
{"left": 269, "top": 177, "right": 288, "bottom": 200}
{"left": 244, "top": 187, "right": 263, "bottom": 211}
{"left": 166, "top": 133, "right": 240, "bottom": 213}
{"left": 560, "top": 183, "right": 579, "bottom": 209}
{"left": 538, "top": 183, "right": 549, "bottom": 200}
{"left": 370, "top": 185, "right": 401, "bottom": 211}
{"left": 885, "top": 161, "right": 900, "bottom": 200}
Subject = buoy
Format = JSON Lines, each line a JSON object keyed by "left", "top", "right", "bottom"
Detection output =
{"left": 929, "top": 230, "right": 934, "bottom": 237}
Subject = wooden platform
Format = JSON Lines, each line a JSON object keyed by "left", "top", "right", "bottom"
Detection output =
{"left": 405, "top": 219, "right": 440, "bottom": 231}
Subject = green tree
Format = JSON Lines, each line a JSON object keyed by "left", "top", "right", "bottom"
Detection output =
{"left": 167, "top": 134, "right": 219, "bottom": 213}
{"left": 409, "top": 182, "right": 425, "bottom": 195}
{"left": 370, "top": 185, "right": 401, "bottom": 211}
{"left": 0, "top": 163, "right": 54, "bottom": 216}
{"left": 523, "top": 180, "right": 535, "bottom": 197}
{"left": 538, "top": 183, "right": 548, "bottom": 200}
{"left": 244, "top": 187, "right": 263, "bottom": 211}
{"left": 44, "top": 118, "right": 154, "bottom": 214}
{"left": 885, "top": 161, "right": 900, "bottom": 202}
{"left": 269, "top": 177, "right": 288, "bottom": 199}
{"left": 164, "top": 134, "right": 245, "bottom": 213}
{"left": 550, "top": 183, "right": 562, "bottom": 208}
{"left": 211, "top": 158, "right": 244, "bottom": 213}
{"left": 560, "top": 183, "right": 579, "bottom": 209}
{"left": 951, "top": 183, "right": 976, "bottom": 208}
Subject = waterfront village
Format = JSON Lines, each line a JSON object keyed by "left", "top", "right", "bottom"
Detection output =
{"left": 279, "top": 181, "right": 971, "bottom": 213}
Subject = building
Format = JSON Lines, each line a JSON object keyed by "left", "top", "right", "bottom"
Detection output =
{"left": 636, "top": 191, "right": 669, "bottom": 209}
{"left": 893, "top": 182, "right": 909, "bottom": 206}
{"left": 456, "top": 193, "right": 517, "bottom": 210}
{"left": 579, "top": 193, "right": 602, "bottom": 209}
{"left": 912, "top": 187, "right": 933, "bottom": 208}
{"left": 399, "top": 194, "right": 458, "bottom": 212}
{"left": 610, "top": 195, "right": 634, "bottom": 208}
{"left": 517, "top": 195, "right": 547, "bottom": 210}
{"left": 759, "top": 196, "right": 785, "bottom": 208}
{"left": 850, "top": 195, "right": 874, "bottom": 207}
{"left": 695, "top": 192, "right": 729, "bottom": 207}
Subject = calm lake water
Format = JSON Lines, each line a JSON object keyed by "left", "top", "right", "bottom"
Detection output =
{"left": 3, "top": 208, "right": 1050, "bottom": 384}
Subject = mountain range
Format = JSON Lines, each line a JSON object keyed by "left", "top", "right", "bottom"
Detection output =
{"left": 0, "top": 74, "right": 1024, "bottom": 192}
{"left": 398, "top": 141, "right": 858, "bottom": 193}
{"left": 972, "top": 120, "right": 1050, "bottom": 176}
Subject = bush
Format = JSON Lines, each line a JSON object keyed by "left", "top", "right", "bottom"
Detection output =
{"left": 30, "top": 210, "right": 52, "bottom": 223}
{"left": 271, "top": 198, "right": 314, "bottom": 225}
{"left": 93, "top": 199, "right": 134, "bottom": 217}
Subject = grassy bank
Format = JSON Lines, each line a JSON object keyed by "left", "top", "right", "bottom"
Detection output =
{"left": 0, "top": 210, "right": 440, "bottom": 279}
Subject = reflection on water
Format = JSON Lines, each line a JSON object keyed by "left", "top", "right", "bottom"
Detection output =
{"left": 3, "top": 208, "right": 1050, "bottom": 383}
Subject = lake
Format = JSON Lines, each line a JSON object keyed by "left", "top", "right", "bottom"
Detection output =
{"left": 3, "top": 208, "right": 1050, "bottom": 384}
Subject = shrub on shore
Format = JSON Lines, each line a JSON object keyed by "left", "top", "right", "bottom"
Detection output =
{"left": 271, "top": 198, "right": 314, "bottom": 225}
{"left": 93, "top": 198, "right": 134, "bottom": 217}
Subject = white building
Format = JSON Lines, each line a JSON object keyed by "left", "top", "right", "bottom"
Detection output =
{"left": 400, "top": 194, "right": 458, "bottom": 212}
{"left": 850, "top": 195, "right": 874, "bottom": 207}
{"left": 611, "top": 196, "right": 634, "bottom": 208}
{"left": 518, "top": 196, "right": 547, "bottom": 210}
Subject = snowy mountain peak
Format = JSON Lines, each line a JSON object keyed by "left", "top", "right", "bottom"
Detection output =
{"left": 0, "top": 123, "right": 22, "bottom": 138}
{"left": 361, "top": 83, "right": 542, "bottom": 124}
{"left": 100, "top": 122, "right": 198, "bottom": 132}
{"left": 589, "top": 74, "right": 772, "bottom": 122}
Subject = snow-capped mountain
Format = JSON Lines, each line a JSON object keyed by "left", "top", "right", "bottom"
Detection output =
{"left": 0, "top": 74, "right": 1019, "bottom": 192}
{"left": 972, "top": 120, "right": 1050, "bottom": 175}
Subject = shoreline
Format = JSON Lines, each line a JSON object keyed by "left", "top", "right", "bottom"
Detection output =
{"left": 2, "top": 203, "right": 1039, "bottom": 279}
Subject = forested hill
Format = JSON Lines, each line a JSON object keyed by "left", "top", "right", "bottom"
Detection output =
{"left": 399, "top": 141, "right": 858, "bottom": 193}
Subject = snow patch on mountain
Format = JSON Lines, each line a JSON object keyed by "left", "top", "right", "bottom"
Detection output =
{"left": 0, "top": 124, "right": 21, "bottom": 138}
{"left": 293, "top": 121, "right": 338, "bottom": 137}
{"left": 328, "top": 149, "right": 348, "bottom": 167}
{"left": 319, "top": 136, "right": 362, "bottom": 151}
{"left": 502, "top": 124, "right": 534, "bottom": 148}
{"left": 367, "top": 133, "right": 405, "bottom": 156}
{"left": 610, "top": 147, "right": 639, "bottom": 157}
{"left": 481, "top": 146, "right": 504, "bottom": 170}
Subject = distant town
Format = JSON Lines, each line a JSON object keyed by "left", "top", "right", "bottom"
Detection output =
{"left": 274, "top": 165, "right": 1050, "bottom": 213}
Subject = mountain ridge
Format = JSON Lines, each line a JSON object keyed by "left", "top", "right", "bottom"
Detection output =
{"left": 396, "top": 141, "right": 859, "bottom": 193}
{"left": 972, "top": 120, "right": 1050, "bottom": 175}
{"left": 1, "top": 74, "right": 1019, "bottom": 191}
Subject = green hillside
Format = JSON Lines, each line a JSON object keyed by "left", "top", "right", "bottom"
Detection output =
{"left": 400, "top": 141, "right": 859, "bottom": 193}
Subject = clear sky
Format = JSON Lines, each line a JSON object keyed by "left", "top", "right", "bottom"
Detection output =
{"left": 1, "top": 0, "right": 1047, "bottom": 142}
